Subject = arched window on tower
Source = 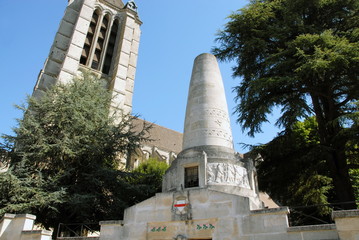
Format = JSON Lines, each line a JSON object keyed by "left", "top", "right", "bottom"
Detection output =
{"left": 80, "top": 10, "right": 99, "bottom": 65}
{"left": 91, "top": 14, "right": 110, "bottom": 70}
{"left": 102, "top": 19, "right": 119, "bottom": 75}
{"left": 80, "top": 11, "right": 120, "bottom": 76}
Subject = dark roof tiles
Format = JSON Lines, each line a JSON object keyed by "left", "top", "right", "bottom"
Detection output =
{"left": 133, "top": 118, "right": 183, "bottom": 154}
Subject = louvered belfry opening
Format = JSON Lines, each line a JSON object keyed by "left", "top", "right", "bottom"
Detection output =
{"left": 102, "top": 19, "right": 119, "bottom": 74}
{"left": 92, "top": 14, "right": 109, "bottom": 70}
{"left": 80, "top": 10, "right": 121, "bottom": 75}
{"left": 80, "top": 10, "right": 99, "bottom": 65}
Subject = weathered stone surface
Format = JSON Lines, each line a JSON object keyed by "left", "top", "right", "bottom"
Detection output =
{"left": 161, "top": 54, "right": 262, "bottom": 213}
{"left": 44, "top": 59, "right": 61, "bottom": 77}
{"left": 288, "top": 224, "right": 336, "bottom": 232}
{"left": 33, "top": 0, "right": 142, "bottom": 116}
{"left": 50, "top": 47, "right": 66, "bottom": 63}
{"left": 111, "top": 90, "right": 125, "bottom": 107}
{"left": 63, "top": 7, "right": 80, "bottom": 23}
{"left": 125, "top": 16, "right": 135, "bottom": 29}
{"left": 69, "top": 0, "right": 87, "bottom": 11}
{"left": 333, "top": 210, "right": 359, "bottom": 240}
{"left": 332, "top": 209, "right": 359, "bottom": 219}
{"left": 62, "top": 56, "right": 79, "bottom": 73}
{"left": 58, "top": 20, "right": 75, "bottom": 38}
{"left": 130, "top": 39, "right": 139, "bottom": 55}
{"left": 287, "top": 224, "right": 339, "bottom": 240}
{"left": 115, "top": 64, "right": 128, "bottom": 79}
{"left": 71, "top": 30, "right": 87, "bottom": 49}
{"left": 121, "top": 39, "right": 132, "bottom": 54}
{"left": 112, "top": 77, "right": 126, "bottom": 92}
{"left": 123, "top": 26, "right": 134, "bottom": 41}
{"left": 37, "top": 74, "right": 57, "bottom": 91}
{"left": 133, "top": 25, "right": 141, "bottom": 41}
{"left": 207, "top": 162, "right": 250, "bottom": 188}
{"left": 106, "top": 188, "right": 358, "bottom": 240}
{"left": 119, "top": 52, "right": 130, "bottom": 67}
{"left": 54, "top": 34, "right": 71, "bottom": 51}
{"left": 78, "top": 4, "right": 94, "bottom": 21}
{"left": 58, "top": 70, "right": 75, "bottom": 84}
{"left": 129, "top": 52, "right": 137, "bottom": 67}
{"left": 0, "top": 213, "right": 53, "bottom": 240}
{"left": 124, "top": 91, "right": 133, "bottom": 106}
{"left": 67, "top": 44, "right": 83, "bottom": 61}
{"left": 183, "top": 53, "right": 233, "bottom": 150}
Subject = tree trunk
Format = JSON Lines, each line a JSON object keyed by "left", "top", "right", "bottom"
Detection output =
{"left": 326, "top": 145, "right": 357, "bottom": 209}
{"left": 311, "top": 94, "right": 357, "bottom": 209}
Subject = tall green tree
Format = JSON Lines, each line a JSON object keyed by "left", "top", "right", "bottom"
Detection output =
{"left": 256, "top": 117, "right": 334, "bottom": 225}
{"left": 256, "top": 117, "right": 359, "bottom": 224}
{"left": 213, "top": 0, "right": 359, "bottom": 208}
{"left": 0, "top": 72, "right": 151, "bottom": 230}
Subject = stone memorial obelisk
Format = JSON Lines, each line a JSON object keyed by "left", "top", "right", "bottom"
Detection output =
{"left": 162, "top": 53, "right": 262, "bottom": 209}
{"left": 182, "top": 53, "right": 234, "bottom": 150}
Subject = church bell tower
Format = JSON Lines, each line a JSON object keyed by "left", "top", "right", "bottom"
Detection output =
{"left": 33, "top": 0, "right": 141, "bottom": 114}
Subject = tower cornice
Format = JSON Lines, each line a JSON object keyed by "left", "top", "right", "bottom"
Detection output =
{"left": 99, "top": 0, "right": 124, "bottom": 10}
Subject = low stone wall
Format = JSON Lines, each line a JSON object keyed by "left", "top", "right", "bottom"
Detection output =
{"left": 2, "top": 209, "right": 358, "bottom": 239}
{"left": 99, "top": 204, "right": 359, "bottom": 240}
{"left": 333, "top": 209, "right": 359, "bottom": 240}
{"left": 0, "top": 213, "right": 52, "bottom": 240}
{"left": 57, "top": 238, "right": 100, "bottom": 240}
{"left": 287, "top": 224, "right": 338, "bottom": 240}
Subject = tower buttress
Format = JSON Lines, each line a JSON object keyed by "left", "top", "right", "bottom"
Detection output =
{"left": 33, "top": 0, "right": 142, "bottom": 114}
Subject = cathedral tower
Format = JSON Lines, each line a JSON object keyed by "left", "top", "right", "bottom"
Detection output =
{"left": 33, "top": 0, "right": 141, "bottom": 114}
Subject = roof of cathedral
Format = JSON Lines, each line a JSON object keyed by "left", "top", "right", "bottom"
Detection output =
{"left": 133, "top": 118, "right": 183, "bottom": 154}
{"left": 100, "top": 0, "right": 124, "bottom": 9}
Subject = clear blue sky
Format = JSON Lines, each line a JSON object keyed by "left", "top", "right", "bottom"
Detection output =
{"left": 0, "top": 0, "right": 282, "bottom": 152}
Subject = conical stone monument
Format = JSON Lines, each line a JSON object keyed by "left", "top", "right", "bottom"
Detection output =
{"left": 100, "top": 54, "right": 279, "bottom": 240}
{"left": 162, "top": 53, "right": 262, "bottom": 209}
{"left": 98, "top": 53, "right": 353, "bottom": 240}
{"left": 182, "top": 53, "right": 234, "bottom": 150}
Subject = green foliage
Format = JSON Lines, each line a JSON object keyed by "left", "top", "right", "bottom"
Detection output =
{"left": 0, "top": 72, "right": 152, "bottom": 229}
{"left": 213, "top": 0, "right": 359, "bottom": 207}
{"left": 349, "top": 169, "right": 359, "bottom": 207}
{"left": 257, "top": 118, "right": 332, "bottom": 205}
{"left": 134, "top": 158, "right": 169, "bottom": 176}
{"left": 214, "top": 0, "right": 359, "bottom": 133}
{"left": 0, "top": 168, "right": 65, "bottom": 216}
{"left": 346, "top": 102, "right": 359, "bottom": 204}
{"left": 132, "top": 158, "right": 169, "bottom": 193}
{"left": 256, "top": 117, "right": 334, "bottom": 224}
{"left": 256, "top": 117, "right": 359, "bottom": 224}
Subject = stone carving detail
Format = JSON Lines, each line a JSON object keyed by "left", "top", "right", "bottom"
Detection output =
{"left": 204, "top": 108, "right": 230, "bottom": 123}
{"left": 207, "top": 163, "right": 250, "bottom": 189}
{"left": 203, "top": 129, "right": 232, "bottom": 141}
{"left": 183, "top": 106, "right": 233, "bottom": 149}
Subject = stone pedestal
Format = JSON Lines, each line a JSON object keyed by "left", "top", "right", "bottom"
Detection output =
{"left": 333, "top": 210, "right": 359, "bottom": 240}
